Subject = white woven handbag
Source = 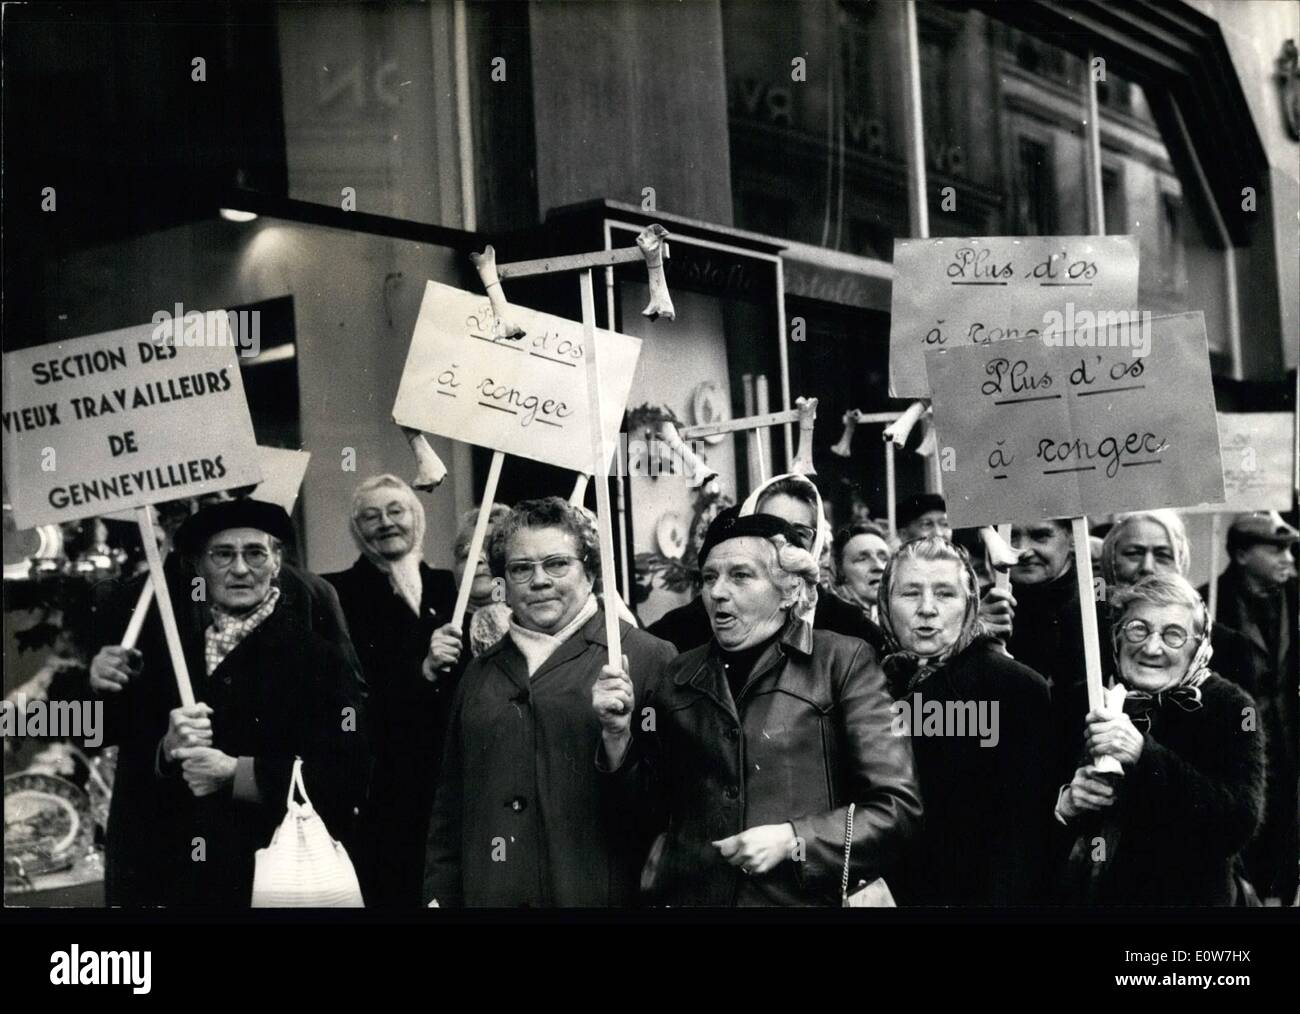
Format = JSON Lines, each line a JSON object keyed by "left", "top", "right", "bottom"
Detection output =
{"left": 251, "top": 757, "right": 364, "bottom": 908}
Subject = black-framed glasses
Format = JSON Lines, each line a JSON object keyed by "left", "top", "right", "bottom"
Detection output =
{"left": 1120, "top": 619, "right": 1191, "bottom": 650}
{"left": 505, "top": 555, "right": 582, "bottom": 584}
{"left": 206, "top": 546, "right": 274, "bottom": 570}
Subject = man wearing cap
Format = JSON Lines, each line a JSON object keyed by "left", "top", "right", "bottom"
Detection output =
{"left": 88, "top": 499, "right": 369, "bottom": 907}
{"left": 1200, "top": 511, "right": 1299, "bottom": 902}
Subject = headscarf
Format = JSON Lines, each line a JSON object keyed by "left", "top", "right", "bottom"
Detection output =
{"left": 876, "top": 536, "right": 987, "bottom": 695}
{"left": 1110, "top": 575, "right": 1213, "bottom": 727}
{"left": 348, "top": 475, "right": 426, "bottom": 616}
{"left": 739, "top": 473, "right": 829, "bottom": 567}
{"left": 1100, "top": 510, "right": 1191, "bottom": 587}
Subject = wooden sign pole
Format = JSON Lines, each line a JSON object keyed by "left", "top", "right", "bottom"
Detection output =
{"left": 135, "top": 506, "right": 195, "bottom": 708}
{"left": 994, "top": 523, "right": 1012, "bottom": 593}
{"left": 122, "top": 574, "right": 155, "bottom": 650}
{"left": 1208, "top": 513, "right": 1222, "bottom": 620}
{"left": 885, "top": 439, "right": 897, "bottom": 541}
{"left": 580, "top": 269, "right": 623, "bottom": 666}
{"left": 450, "top": 451, "right": 505, "bottom": 631}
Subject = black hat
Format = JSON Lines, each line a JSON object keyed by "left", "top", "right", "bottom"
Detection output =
{"left": 174, "top": 498, "right": 295, "bottom": 556}
{"left": 698, "top": 506, "right": 802, "bottom": 567}
{"left": 1227, "top": 511, "right": 1300, "bottom": 553}
{"left": 896, "top": 492, "right": 947, "bottom": 531}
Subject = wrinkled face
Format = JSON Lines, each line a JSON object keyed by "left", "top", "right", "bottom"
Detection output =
{"left": 755, "top": 492, "right": 817, "bottom": 551}
{"left": 1235, "top": 542, "right": 1293, "bottom": 589}
{"left": 1112, "top": 519, "right": 1178, "bottom": 585}
{"left": 502, "top": 526, "right": 593, "bottom": 634}
{"left": 1117, "top": 601, "right": 1200, "bottom": 692}
{"left": 901, "top": 510, "right": 951, "bottom": 543}
{"left": 841, "top": 533, "right": 891, "bottom": 605}
{"left": 356, "top": 489, "right": 416, "bottom": 560}
{"left": 1011, "top": 522, "right": 1073, "bottom": 585}
{"left": 702, "top": 537, "right": 789, "bottom": 650}
{"left": 887, "top": 557, "right": 968, "bottom": 658}
{"left": 198, "top": 527, "right": 280, "bottom": 615}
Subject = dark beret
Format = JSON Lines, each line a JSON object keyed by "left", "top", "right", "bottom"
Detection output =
{"left": 698, "top": 506, "right": 802, "bottom": 567}
{"left": 174, "top": 498, "right": 295, "bottom": 555}
{"left": 896, "top": 492, "right": 947, "bottom": 530}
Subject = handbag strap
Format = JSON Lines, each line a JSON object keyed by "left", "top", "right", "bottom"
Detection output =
{"left": 840, "top": 802, "right": 856, "bottom": 902}
{"left": 284, "top": 756, "right": 313, "bottom": 809}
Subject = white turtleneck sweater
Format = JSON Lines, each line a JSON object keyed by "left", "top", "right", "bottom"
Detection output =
{"left": 508, "top": 593, "right": 599, "bottom": 677}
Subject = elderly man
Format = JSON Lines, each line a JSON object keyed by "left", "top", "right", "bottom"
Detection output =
{"left": 1198, "top": 511, "right": 1299, "bottom": 904}
{"left": 424, "top": 497, "right": 676, "bottom": 907}
{"left": 648, "top": 474, "right": 885, "bottom": 653}
{"left": 895, "top": 492, "right": 951, "bottom": 543}
{"left": 89, "top": 499, "right": 368, "bottom": 907}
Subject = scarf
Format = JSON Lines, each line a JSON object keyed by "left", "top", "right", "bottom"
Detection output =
{"left": 833, "top": 583, "right": 877, "bottom": 623}
{"left": 384, "top": 555, "right": 425, "bottom": 616}
{"left": 205, "top": 586, "right": 280, "bottom": 675}
{"left": 877, "top": 552, "right": 985, "bottom": 697}
{"left": 508, "top": 593, "right": 599, "bottom": 677}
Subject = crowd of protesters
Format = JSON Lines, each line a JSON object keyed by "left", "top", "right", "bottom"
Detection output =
{"left": 85, "top": 475, "right": 1297, "bottom": 908}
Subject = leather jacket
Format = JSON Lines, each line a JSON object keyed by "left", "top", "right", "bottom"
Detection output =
{"left": 606, "top": 619, "right": 921, "bottom": 906}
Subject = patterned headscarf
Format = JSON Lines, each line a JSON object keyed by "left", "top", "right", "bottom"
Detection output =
{"left": 877, "top": 536, "right": 987, "bottom": 695}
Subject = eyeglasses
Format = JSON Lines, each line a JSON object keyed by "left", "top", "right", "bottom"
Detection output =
{"left": 206, "top": 546, "right": 274, "bottom": 570}
{"left": 504, "top": 555, "right": 582, "bottom": 584}
{"left": 1120, "top": 619, "right": 1192, "bottom": 650}
{"left": 357, "top": 504, "right": 409, "bottom": 526}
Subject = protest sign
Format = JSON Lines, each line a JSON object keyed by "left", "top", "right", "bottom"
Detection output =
{"left": 1182, "top": 412, "right": 1293, "bottom": 514}
{"left": 924, "top": 311, "right": 1224, "bottom": 529}
{"left": 889, "top": 235, "right": 1140, "bottom": 399}
{"left": 3, "top": 314, "right": 262, "bottom": 529}
{"left": 3, "top": 314, "right": 262, "bottom": 707}
{"left": 392, "top": 280, "right": 642, "bottom": 473}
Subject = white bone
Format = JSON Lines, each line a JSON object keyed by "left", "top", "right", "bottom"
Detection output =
{"left": 979, "top": 525, "right": 1021, "bottom": 571}
{"left": 470, "top": 245, "right": 526, "bottom": 340}
{"left": 883, "top": 399, "right": 927, "bottom": 446}
{"left": 657, "top": 418, "right": 717, "bottom": 490}
{"left": 830, "top": 410, "right": 858, "bottom": 458}
{"left": 636, "top": 224, "right": 676, "bottom": 321}
{"left": 916, "top": 422, "right": 938, "bottom": 458}
{"left": 791, "top": 396, "right": 818, "bottom": 476}
{"left": 399, "top": 425, "right": 448, "bottom": 490}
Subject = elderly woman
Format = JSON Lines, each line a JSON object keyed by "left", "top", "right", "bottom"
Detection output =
{"left": 595, "top": 507, "right": 920, "bottom": 905}
{"left": 832, "top": 521, "right": 892, "bottom": 624}
{"left": 1056, "top": 574, "right": 1265, "bottom": 905}
{"left": 323, "top": 474, "right": 463, "bottom": 907}
{"left": 89, "top": 499, "right": 368, "bottom": 907}
{"left": 424, "top": 497, "right": 676, "bottom": 907}
{"left": 447, "top": 502, "right": 513, "bottom": 660}
{"left": 878, "top": 537, "right": 1055, "bottom": 906}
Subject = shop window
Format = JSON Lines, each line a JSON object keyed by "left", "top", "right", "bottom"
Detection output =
{"left": 1158, "top": 191, "right": 1189, "bottom": 295}
{"left": 1102, "top": 166, "right": 1126, "bottom": 236}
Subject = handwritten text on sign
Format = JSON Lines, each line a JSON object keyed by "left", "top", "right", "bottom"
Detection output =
{"left": 392, "top": 281, "right": 641, "bottom": 472}
{"left": 1182, "top": 412, "right": 1294, "bottom": 514}
{"left": 2, "top": 314, "right": 261, "bottom": 528}
{"left": 889, "top": 235, "right": 1139, "bottom": 398}
{"left": 924, "top": 311, "right": 1224, "bottom": 528}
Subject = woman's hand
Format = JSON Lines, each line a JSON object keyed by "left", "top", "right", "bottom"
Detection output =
{"left": 978, "top": 587, "right": 1016, "bottom": 637}
{"left": 1060, "top": 764, "right": 1117, "bottom": 818}
{"left": 171, "top": 746, "right": 238, "bottom": 797}
{"left": 1084, "top": 709, "right": 1144, "bottom": 768}
{"left": 90, "top": 646, "right": 141, "bottom": 694}
{"left": 712, "top": 823, "right": 798, "bottom": 875}
{"left": 592, "top": 655, "right": 633, "bottom": 767}
{"left": 162, "top": 703, "right": 214, "bottom": 761}
{"left": 424, "top": 622, "right": 463, "bottom": 680}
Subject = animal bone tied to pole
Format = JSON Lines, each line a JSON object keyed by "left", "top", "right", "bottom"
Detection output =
{"left": 791, "top": 397, "right": 819, "bottom": 475}
{"left": 636, "top": 224, "right": 676, "bottom": 322}
{"left": 979, "top": 525, "right": 1020, "bottom": 572}
{"left": 830, "top": 410, "right": 858, "bottom": 458}
{"left": 657, "top": 419, "right": 719, "bottom": 495}
{"left": 882, "top": 400, "right": 927, "bottom": 446}
{"left": 399, "top": 425, "right": 448, "bottom": 490}
{"left": 470, "top": 245, "right": 526, "bottom": 340}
